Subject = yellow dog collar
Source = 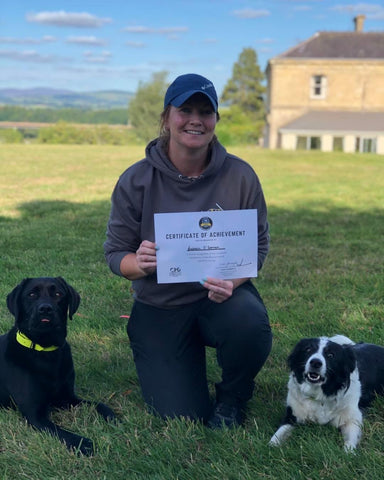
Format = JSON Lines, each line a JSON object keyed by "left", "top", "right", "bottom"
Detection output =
{"left": 16, "top": 330, "right": 59, "bottom": 352}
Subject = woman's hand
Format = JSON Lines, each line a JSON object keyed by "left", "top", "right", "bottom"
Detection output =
{"left": 200, "top": 277, "right": 250, "bottom": 303}
{"left": 136, "top": 240, "right": 157, "bottom": 276}
{"left": 200, "top": 277, "right": 234, "bottom": 303}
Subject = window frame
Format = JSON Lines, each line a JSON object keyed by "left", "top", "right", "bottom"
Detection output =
{"left": 296, "top": 135, "right": 322, "bottom": 151}
{"left": 333, "top": 137, "right": 344, "bottom": 152}
{"left": 310, "top": 75, "right": 327, "bottom": 99}
{"left": 356, "top": 136, "right": 377, "bottom": 153}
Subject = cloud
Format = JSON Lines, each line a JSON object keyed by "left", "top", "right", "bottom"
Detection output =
{"left": 123, "top": 26, "right": 188, "bottom": 34}
{"left": 331, "top": 3, "right": 384, "bottom": 20}
{"left": 0, "top": 36, "right": 56, "bottom": 45}
{"left": 0, "top": 49, "right": 57, "bottom": 63}
{"left": 43, "top": 36, "right": 56, "bottom": 43}
{"left": 66, "top": 36, "right": 107, "bottom": 46}
{"left": 84, "top": 51, "right": 112, "bottom": 63}
{"left": 26, "top": 11, "right": 112, "bottom": 28}
{"left": 83, "top": 50, "right": 112, "bottom": 63}
{"left": 232, "top": 9, "right": 270, "bottom": 19}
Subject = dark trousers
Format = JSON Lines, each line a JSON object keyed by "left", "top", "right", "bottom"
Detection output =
{"left": 127, "top": 281, "right": 272, "bottom": 422}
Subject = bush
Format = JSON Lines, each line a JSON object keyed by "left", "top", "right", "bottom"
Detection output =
{"left": 38, "top": 122, "right": 86, "bottom": 144}
{"left": 93, "top": 125, "right": 138, "bottom": 145}
{"left": 0, "top": 128, "right": 23, "bottom": 143}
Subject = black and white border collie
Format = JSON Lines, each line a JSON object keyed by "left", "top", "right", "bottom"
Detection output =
{"left": 270, "top": 335, "right": 384, "bottom": 451}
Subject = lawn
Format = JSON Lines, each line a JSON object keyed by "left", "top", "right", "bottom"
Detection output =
{"left": 0, "top": 144, "right": 383, "bottom": 479}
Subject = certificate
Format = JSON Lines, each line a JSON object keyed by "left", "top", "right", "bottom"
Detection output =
{"left": 154, "top": 209, "right": 258, "bottom": 284}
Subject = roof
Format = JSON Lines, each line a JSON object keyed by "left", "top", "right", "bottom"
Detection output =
{"left": 278, "top": 32, "right": 384, "bottom": 59}
{"left": 280, "top": 111, "right": 384, "bottom": 134}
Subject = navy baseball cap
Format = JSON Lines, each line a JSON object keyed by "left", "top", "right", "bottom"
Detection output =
{"left": 164, "top": 73, "right": 218, "bottom": 112}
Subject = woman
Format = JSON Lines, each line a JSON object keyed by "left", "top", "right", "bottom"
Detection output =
{"left": 104, "top": 73, "right": 272, "bottom": 428}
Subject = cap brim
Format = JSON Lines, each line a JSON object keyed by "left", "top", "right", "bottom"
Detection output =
{"left": 170, "top": 90, "right": 218, "bottom": 112}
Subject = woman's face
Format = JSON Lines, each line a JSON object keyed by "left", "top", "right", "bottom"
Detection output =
{"left": 165, "top": 93, "right": 217, "bottom": 153}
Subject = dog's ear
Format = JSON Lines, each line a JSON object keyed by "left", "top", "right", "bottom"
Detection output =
{"left": 342, "top": 345, "right": 356, "bottom": 374}
{"left": 6, "top": 278, "right": 30, "bottom": 324}
{"left": 287, "top": 338, "right": 307, "bottom": 369}
{"left": 56, "top": 277, "right": 81, "bottom": 320}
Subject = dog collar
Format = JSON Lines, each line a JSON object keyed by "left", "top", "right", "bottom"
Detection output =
{"left": 16, "top": 330, "right": 59, "bottom": 352}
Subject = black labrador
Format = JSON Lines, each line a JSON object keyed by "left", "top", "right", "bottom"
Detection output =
{"left": 1, "top": 277, "right": 116, "bottom": 455}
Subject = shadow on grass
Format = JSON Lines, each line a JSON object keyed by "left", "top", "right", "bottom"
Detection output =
{"left": 1, "top": 198, "right": 383, "bottom": 337}
{"left": 1, "top": 197, "right": 383, "bottom": 291}
{"left": 0, "top": 199, "right": 111, "bottom": 279}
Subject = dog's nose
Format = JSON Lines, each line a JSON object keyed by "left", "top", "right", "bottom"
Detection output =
{"left": 310, "top": 358, "right": 322, "bottom": 369}
{"left": 38, "top": 303, "right": 53, "bottom": 315}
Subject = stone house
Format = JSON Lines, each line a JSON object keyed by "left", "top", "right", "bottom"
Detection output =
{"left": 264, "top": 15, "right": 384, "bottom": 154}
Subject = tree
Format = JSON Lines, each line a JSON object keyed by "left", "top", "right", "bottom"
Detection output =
{"left": 221, "top": 48, "right": 265, "bottom": 121}
{"left": 216, "top": 105, "right": 264, "bottom": 145}
{"left": 128, "top": 71, "right": 168, "bottom": 143}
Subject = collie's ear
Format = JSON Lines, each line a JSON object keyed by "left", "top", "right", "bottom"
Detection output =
{"left": 287, "top": 348, "right": 297, "bottom": 370}
{"left": 287, "top": 338, "right": 313, "bottom": 369}
{"left": 287, "top": 342, "right": 301, "bottom": 369}
{"left": 342, "top": 345, "right": 356, "bottom": 374}
{"left": 56, "top": 277, "right": 81, "bottom": 320}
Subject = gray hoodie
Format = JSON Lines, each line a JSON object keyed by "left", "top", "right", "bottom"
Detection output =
{"left": 104, "top": 138, "right": 269, "bottom": 307}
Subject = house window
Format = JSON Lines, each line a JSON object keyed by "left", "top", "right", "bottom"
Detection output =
{"left": 297, "top": 136, "right": 307, "bottom": 150}
{"left": 362, "top": 138, "right": 376, "bottom": 153}
{"left": 309, "top": 136, "right": 321, "bottom": 150}
{"left": 310, "top": 75, "right": 327, "bottom": 99}
{"left": 296, "top": 136, "right": 321, "bottom": 150}
{"left": 355, "top": 137, "right": 377, "bottom": 153}
{"left": 333, "top": 137, "right": 344, "bottom": 152}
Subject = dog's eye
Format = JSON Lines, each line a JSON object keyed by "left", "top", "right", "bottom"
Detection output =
{"left": 326, "top": 352, "right": 334, "bottom": 359}
{"left": 55, "top": 292, "right": 63, "bottom": 297}
{"left": 28, "top": 292, "right": 37, "bottom": 298}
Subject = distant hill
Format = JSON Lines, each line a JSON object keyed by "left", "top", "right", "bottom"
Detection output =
{"left": 0, "top": 87, "right": 133, "bottom": 110}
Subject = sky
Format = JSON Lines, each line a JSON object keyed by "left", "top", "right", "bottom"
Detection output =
{"left": 1, "top": 1, "right": 384, "bottom": 96}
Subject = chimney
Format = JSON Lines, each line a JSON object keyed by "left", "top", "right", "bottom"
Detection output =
{"left": 353, "top": 15, "right": 366, "bottom": 32}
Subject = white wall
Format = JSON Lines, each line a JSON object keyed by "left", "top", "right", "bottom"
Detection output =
{"left": 343, "top": 135, "right": 355, "bottom": 153}
{"left": 281, "top": 133, "right": 296, "bottom": 150}
{"left": 322, "top": 135, "right": 333, "bottom": 152}
{"left": 280, "top": 132, "right": 384, "bottom": 154}
{"left": 376, "top": 135, "right": 384, "bottom": 154}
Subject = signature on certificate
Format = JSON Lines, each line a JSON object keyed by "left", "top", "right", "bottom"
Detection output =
{"left": 187, "top": 245, "right": 226, "bottom": 252}
{"left": 222, "top": 258, "right": 252, "bottom": 268}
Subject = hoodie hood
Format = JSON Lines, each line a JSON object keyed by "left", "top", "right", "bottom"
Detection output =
{"left": 145, "top": 137, "right": 228, "bottom": 183}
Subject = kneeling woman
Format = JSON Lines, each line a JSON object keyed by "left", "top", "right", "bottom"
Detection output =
{"left": 104, "top": 73, "right": 272, "bottom": 428}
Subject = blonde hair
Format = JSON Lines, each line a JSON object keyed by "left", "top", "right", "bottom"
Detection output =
{"left": 159, "top": 105, "right": 172, "bottom": 140}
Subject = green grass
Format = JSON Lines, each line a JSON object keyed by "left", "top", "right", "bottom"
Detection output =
{"left": 0, "top": 144, "right": 383, "bottom": 479}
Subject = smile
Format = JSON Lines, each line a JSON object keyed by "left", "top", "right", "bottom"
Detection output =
{"left": 185, "top": 130, "right": 203, "bottom": 135}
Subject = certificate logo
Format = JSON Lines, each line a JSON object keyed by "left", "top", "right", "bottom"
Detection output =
{"left": 169, "top": 266, "right": 181, "bottom": 278}
{"left": 199, "top": 216, "right": 213, "bottom": 230}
